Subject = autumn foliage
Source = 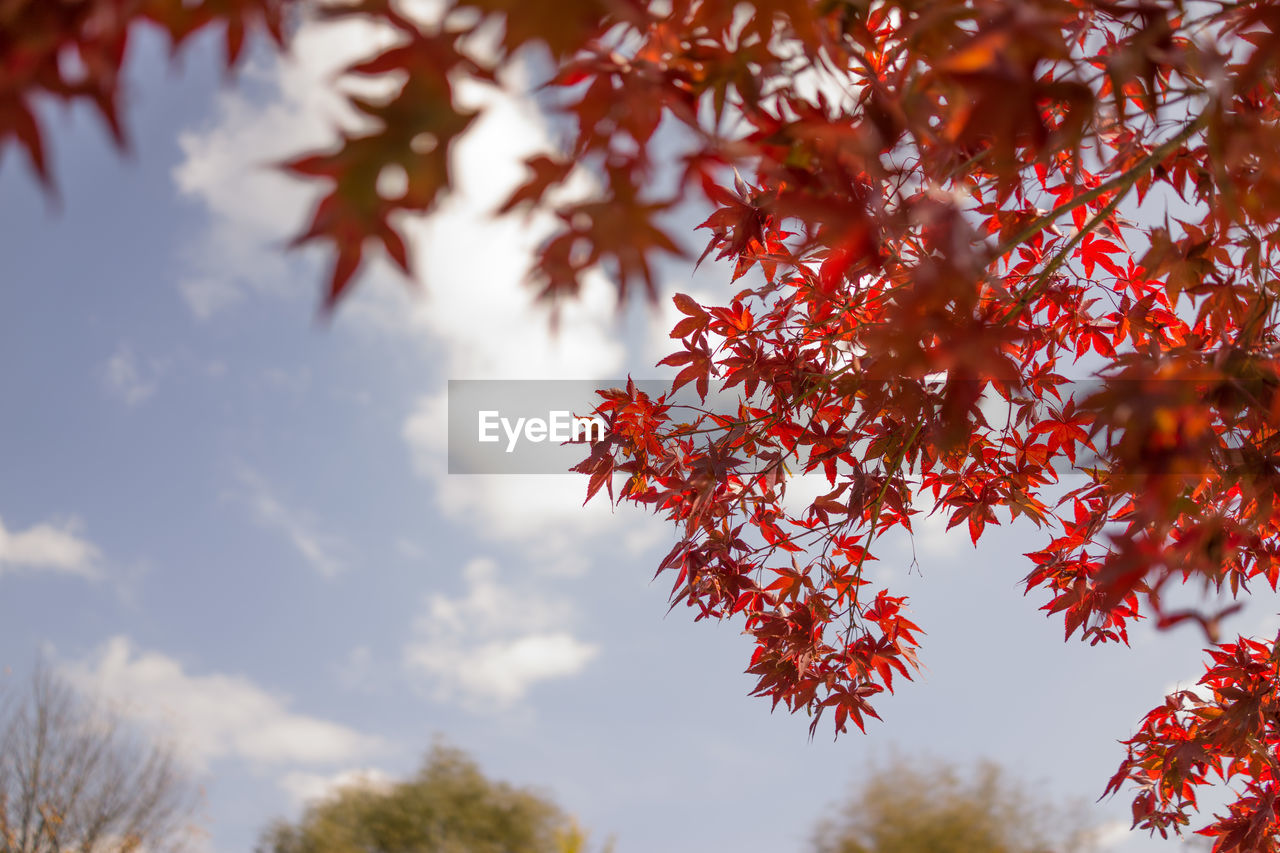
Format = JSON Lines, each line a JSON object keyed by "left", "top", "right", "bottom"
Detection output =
{"left": 8, "top": 0, "right": 1280, "bottom": 849}
{"left": 0, "top": 0, "right": 286, "bottom": 189}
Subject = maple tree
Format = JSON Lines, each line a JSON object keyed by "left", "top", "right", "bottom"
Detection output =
{"left": 8, "top": 0, "right": 1280, "bottom": 849}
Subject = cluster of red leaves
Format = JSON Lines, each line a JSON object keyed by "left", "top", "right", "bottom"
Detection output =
{"left": 0, "top": 0, "right": 287, "bottom": 188}
{"left": 553, "top": 2, "right": 1280, "bottom": 850}
{"left": 268, "top": 0, "right": 693, "bottom": 306}
{"left": 11, "top": 0, "right": 1280, "bottom": 848}
{"left": 1103, "top": 634, "right": 1280, "bottom": 850}
{"left": 281, "top": 1, "right": 492, "bottom": 305}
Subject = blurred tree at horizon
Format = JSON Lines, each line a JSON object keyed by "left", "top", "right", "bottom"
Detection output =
{"left": 257, "top": 742, "right": 609, "bottom": 853}
{"left": 811, "top": 755, "right": 1104, "bottom": 853}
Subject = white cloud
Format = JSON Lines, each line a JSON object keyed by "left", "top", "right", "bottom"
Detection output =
{"left": 0, "top": 515, "right": 101, "bottom": 579}
{"left": 173, "top": 11, "right": 658, "bottom": 572}
{"left": 236, "top": 466, "right": 345, "bottom": 577}
{"left": 170, "top": 7, "right": 622, "bottom": 362}
{"left": 278, "top": 767, "right": 394, "bottom": 807}
{"left": 102, "top": 343, "right": 159, "bottom": 405}
{"left": 180, "top": 277, "right": 245, "bottom": 320}
{"left": 171, "top": 16, "right": 393, "bottom": 314}
{"left": 337, "top": 82, "right": 624, "bottom": 382}
{"left": 777, "top": 469, "right": 833, "bottom": 518}
{"left": 62, "top": 637, "right": 384, "bottom": 771}
{"left": 404, "top": 558, "right": 598, "bottom": 707}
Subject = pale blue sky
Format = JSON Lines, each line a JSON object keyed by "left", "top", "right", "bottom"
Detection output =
{"left": 0, "top": 13, "right": 1254, "bottom": 853}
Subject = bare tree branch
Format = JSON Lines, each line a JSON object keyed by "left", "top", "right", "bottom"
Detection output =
{"left": 0, "top": 662, "right": 202, "bottom": 853}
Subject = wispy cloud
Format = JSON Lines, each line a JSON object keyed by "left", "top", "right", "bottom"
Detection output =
{"left": 236, "top": 466, "right": 345, "bottom": 577}
{"left": 179, "top": 277, "right": 245, "bottom": 320}
{"left": 0, "top": 514, "right": 101, "bottom": 579}
{"left": 63, "top": 637, "right": 384, "bottom": 771}
{"left": 404, "top": 558, "right": 598, "bottom": 708}
{"left": 101, "top": 343, "right": 160, "bottom": 406}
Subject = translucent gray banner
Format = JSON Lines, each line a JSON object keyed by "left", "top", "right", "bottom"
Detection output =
{"left": 447, "top": 377, "right": 1274, "bottom": 476}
